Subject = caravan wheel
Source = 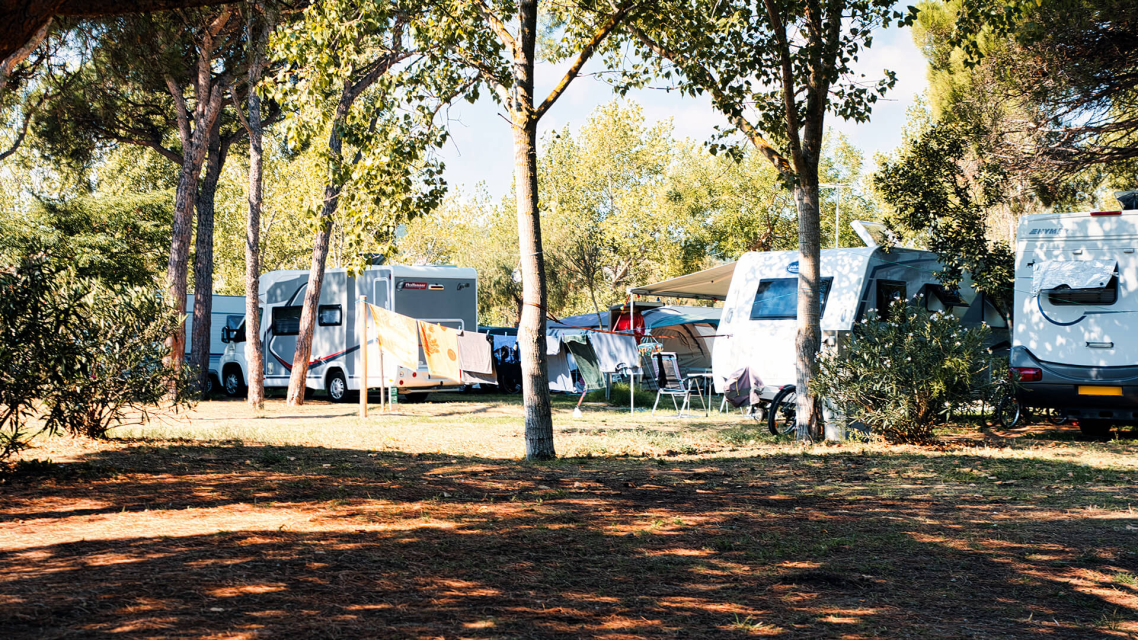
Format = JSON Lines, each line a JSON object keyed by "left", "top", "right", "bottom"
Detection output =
{"left": 768, "top": 386, "right": 797, "bottom": 436}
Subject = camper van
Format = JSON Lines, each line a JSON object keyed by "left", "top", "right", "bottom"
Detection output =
{"left": 1011, "top": 209, "right": 1138, "bottom": 436}
{"left": 217, "top": 264, "right": 478, "bottom": 402}
{"left": 185, "top": 294, "right": 246, "bottom": 394}
{"left": 709, "top": 245, "right": 1006, "bottom": 423}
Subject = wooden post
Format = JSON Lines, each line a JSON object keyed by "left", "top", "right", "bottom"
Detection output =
{"left": 359, "top": 295, "right": 367, "bottom": 418}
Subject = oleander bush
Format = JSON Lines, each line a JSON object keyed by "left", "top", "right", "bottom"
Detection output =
{"left": 812, "top": 299, "right": 994, "bottom": 444}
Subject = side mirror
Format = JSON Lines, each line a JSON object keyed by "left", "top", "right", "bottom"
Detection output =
{"left": 221, "top": 327, "right": 232, "bottom": 343}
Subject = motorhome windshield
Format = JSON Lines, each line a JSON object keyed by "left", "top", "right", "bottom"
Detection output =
{"left": 750, "top": 277, "right": 833, "bottom": 319}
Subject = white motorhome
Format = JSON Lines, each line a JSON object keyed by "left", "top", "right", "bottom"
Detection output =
{"left": 1012, "top": 208, "right": 1138, "bottom": 436}
{"left": 218, "top": 264, "right": 478, "bottom": 402}
{"left": 185, "top": 294, "right": 246, "bottom": 393}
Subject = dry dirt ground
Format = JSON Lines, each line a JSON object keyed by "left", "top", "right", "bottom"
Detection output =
{"left": 2, "top": 395, "right": 1137, "bottom": 639}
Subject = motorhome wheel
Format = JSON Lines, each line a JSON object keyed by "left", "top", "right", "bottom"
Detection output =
{"left": 326, "top": 370, "right": 349, "bottom": 402}
{"left": 768, "top": 386, "right": 797, "bottom": 436}
{"left": 223, "top": 368, "right": 246, "bottom": 398}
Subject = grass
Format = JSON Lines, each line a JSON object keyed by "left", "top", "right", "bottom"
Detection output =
{"left": 2, "top": 392, "right": 1137, "bottom": 638}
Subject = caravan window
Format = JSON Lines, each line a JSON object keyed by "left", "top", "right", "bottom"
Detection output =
{"left": 318, "top": 304, "right": 342, "bottom": 326}
{"left": 1049, "top": 276, "right": 1119, "bottom": 306}
{"left": 876, "top": 280, "right": 907, "bottom": 319}
{"left": 750, "top": 278, "right": 833, "bottom": 319}
{"left": 272, "top": 306, "right": 302, "bottom": 335}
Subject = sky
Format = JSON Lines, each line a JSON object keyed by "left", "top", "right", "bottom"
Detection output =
{"left": 435, "top": 24, "right": 930, "bottom": 201}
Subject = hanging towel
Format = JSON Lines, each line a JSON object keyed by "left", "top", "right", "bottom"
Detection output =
{"left": 588, "top": 332, "right": 641, "bottom": 374}
{"left": 457, "top": 331, "right": 496, "bottom": 385}
{"left": 417, "top": 321, "right": 462, "bottom": 382}
{"left": 368, "top": 304, "right": 419, "bottom": 369}
{"left": 562, "top": 334, "right": 604, "bottom": 390}
{"left": 548, "top": 350, "right": 575, "bottom": 392}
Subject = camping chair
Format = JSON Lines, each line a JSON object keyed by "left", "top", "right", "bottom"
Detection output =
{"left": 650, "top": 352, "right": 704, "bottom": 416}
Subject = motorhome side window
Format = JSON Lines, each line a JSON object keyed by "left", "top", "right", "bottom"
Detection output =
{"left": 1049, "top": 276, "right": 1119, "bottom": 306}
{"left": 876, "top": 280, "right": 907, "bottom": 319}
{"left": 750, "top": 278, "right": 834, "bottom": 319}
{"left": 272, "top": 306, "right": 302, "bottom": 335}
{"left": 318, "top": 304, "right": 342, "bottom": 326}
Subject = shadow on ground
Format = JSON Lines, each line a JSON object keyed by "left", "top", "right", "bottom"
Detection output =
{"left": 3, "top": 437, "right": 1137, "bottom": 639}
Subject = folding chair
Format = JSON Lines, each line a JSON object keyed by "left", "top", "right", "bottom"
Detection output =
{"left": 650, "top": 352, "right": 704, "bottom": 416}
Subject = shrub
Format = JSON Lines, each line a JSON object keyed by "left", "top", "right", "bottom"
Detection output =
{"left": 0, "top": 250, "right": 193, "bottom": 464}
{"left": 811, "top": 300, "right": 993, "bottom": 444}
{"left": 42, "top": 284, "right": 194, "bottom": 439}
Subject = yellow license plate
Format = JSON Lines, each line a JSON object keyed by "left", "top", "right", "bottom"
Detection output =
{"left": 1078, "top": 386, "right": 1123, "bottom": 396}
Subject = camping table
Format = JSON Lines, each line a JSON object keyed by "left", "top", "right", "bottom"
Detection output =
{"left": 685, "top": 371, "right": 715, "bottom": 417}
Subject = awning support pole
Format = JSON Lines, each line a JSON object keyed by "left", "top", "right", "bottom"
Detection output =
{"left": 630, "top": 295, "right": 635, "bottom": 416}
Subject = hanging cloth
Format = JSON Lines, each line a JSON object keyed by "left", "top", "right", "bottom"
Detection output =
{"left": 417, "top": 320, "right": 462, "bottom": 382}
{"left": 562, "top": 334, "right": 604, "bottom": 390}
{"left": 367, "top": 304, "right": 419, "bottom": 369}
{"left": 457, "top": 331, "right": 496, "bottom": 386}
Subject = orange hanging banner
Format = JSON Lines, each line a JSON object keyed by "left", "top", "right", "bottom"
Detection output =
{"left": 367, "top": 304, "right": 419, "bottom": 369}
{"left": 416, "top": 320, "right": 462, "bottom": 382}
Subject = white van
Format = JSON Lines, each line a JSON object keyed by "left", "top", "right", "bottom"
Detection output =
{"left": 1012, "top": 208, "right": 1138, "bottom": 436}
{"left": 185, "top": 293, "right": 246, "bottom": 393}
{"left": 218, "top": 264, "right": 477, "bottom": 402}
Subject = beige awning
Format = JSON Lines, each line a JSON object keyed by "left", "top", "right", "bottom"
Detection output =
{"left": 629, "top": 262, "right": 736, "bottom": 301}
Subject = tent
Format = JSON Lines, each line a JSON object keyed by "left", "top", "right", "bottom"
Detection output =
{"left": 638, "top": 306, "right": 720, "bottom": 374}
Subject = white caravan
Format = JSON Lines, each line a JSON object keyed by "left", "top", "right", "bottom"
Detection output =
{"left": 217, "top": 264, "right": 478, "bottom": 402}
{"left": 711, "top": 246, "right": 1006, "bottom": 401}
{"left": 1012, "top": 208, "right": 1138, "bottom": 435}
{"left": 184, "top": 294, "right": 246, "bottom": 392}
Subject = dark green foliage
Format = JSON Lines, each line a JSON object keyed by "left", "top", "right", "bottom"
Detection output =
{"left": 42, "top": 284, "right": 193, "bottom": 440}
{"left": 812, "top": 301, "right": 993, "bottom": 444}
{"left": 0, "top": 253, "right": 87, "bottom": 459}
{"left": 1, "top": 191, "right": 173, "bottom": 287}
{"left": 0, "top": 242, "right": 192, "bottom": 465}
{"left": 874, "top": 123, "right": 1015, "bottom": 316}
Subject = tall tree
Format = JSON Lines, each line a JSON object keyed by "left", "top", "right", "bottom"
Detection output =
{"left": 237, "top": 1, "right": 274, "bottom": 409}
{"left": 422, "top": 0, "right": 641, "bottom": 459}
{"left": 271, "top": 0, "right": 447, "bottom": 405}
{"left": 34, "top": 9, "right": 276, "bottom": 392}
{"left": 627, "top": 0, "right": 902, "bottom": 440}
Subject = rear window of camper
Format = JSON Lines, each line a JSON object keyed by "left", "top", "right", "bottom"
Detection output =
{"left": 750, "top": 278, "right": 833, "bottom": 319}
{"left": 272, "top": 306, "right": 302, "bottom": 335}
{"left": 1049, "top": 276, "right": 1119, "bottom": 306}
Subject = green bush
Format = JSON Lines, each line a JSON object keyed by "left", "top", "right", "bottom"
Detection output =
{"left": 812, "top": 300, "right": 993, "bottom": 444}
{"left": 0, "top": 249, "right": 192, "bottom": 464}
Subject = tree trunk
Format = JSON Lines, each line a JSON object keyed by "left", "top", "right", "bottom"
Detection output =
{"left": 163, "top": 33, "right": 223, "bottom": 377}
{"left": 190, "top": 116, "right": 227, "bottom": 395}
{"left": 793, "top": 179, "right": 822, "bottom": 442}
{"left": 244, "top": 1, "right": 269, "bottom": 409}
{"left": 512, "top": 0, "right": 555, "bottom": 460}
{"left": 286, "top": 125, "right": 343, "bottom": 406}
{"left": 166, "top": 147, "right": 205, "bottom": 372}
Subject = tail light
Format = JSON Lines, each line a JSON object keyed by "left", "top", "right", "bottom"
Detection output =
{"left": 1010, "top": 367, "right": 1042, "bottom": 382}
{"left": 1090, "top": 211, "right": 1121, "bottom": 216}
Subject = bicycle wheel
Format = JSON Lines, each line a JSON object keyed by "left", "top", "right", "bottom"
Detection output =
{"left": 767, "top": 386, "right": 797, "bottom": 436}
{"left": 995, "top": 396, "right": 1022, "bottom": 428}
